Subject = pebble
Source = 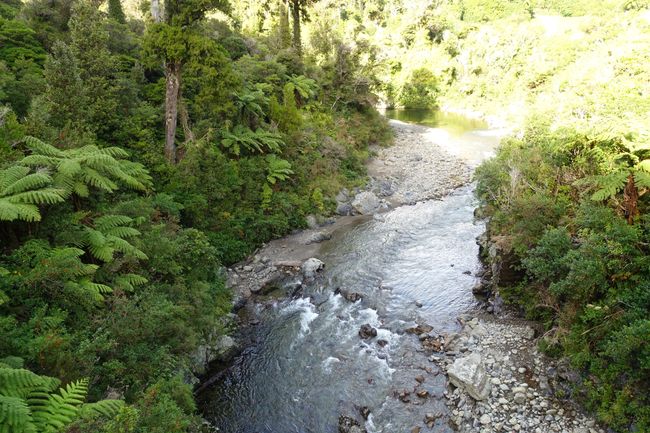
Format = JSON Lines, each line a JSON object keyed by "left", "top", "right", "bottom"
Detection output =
{"left": 479, "top": 414, "right": 491, "bottom": 425}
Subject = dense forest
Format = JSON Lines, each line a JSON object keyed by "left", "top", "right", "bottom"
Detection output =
{"left": 1, "top": 0, "right": 649, "bottom": 432}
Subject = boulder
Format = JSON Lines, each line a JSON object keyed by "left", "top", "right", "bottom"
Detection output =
{"left": 352, "top": 192, "right": 380, "bottom": 215}
{"left": 336, "top": 188, "right": 350, "bottom": 203}
{"left": 336, "top": 203, "right": 353, "bottom": 216}
{"left": 359, "top": 324, "right": 378, "bottom": 339}
{"left": 301, "top": 258, "right": 324, "bottom": 280}
{"left": 304, "top": 231, "right": 332, "bottom": 245}
{"left": 447, "top": 353, "right": 491, "bottom": 400}
{"left": 405, "top": 324, "right": 433, "bottom": 335}
{"left": 338, "top": 416, "right": 367, "bottom": 433}
{"left": 336, "top": 288, "right": 363, "bottom": 302}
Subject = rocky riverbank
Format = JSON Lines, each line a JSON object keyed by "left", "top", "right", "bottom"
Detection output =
{"left": 437, "top": 315, "right": 603, "bottom": 433}
{"left": 201, "top": 118, "right": 603, "bottom": 433}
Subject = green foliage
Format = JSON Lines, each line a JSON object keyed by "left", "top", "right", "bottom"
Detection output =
{"left": 476, "top": 123, "right": 650, "bottom": 430}
{"left": 78, "top": 214, "right": 148, "bottom": 263}
{"left": 107, "top": 0, "right": 126, "bottom": 24}
{"left": 20, "top": 136, "right": 152, "bottom": 198}
{"left": 265, "top": 154, "right": 294, "bottom": 184}
{"left": 220, "top": 125, "right": 285, "bottom": 156}
{"left": 0, "top": 2, "right": 390, "bottom": 433}
{"left": 0, "top": 365, "right": 123, "bottom": 433}
{"left": 398, "top": 68, "right": 439, "bottom": 109}
{"left": 0, "top": 165, "right": 65, "bottom": 222}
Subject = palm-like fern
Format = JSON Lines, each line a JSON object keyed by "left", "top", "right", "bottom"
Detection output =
{"left": 220, "top": 126, "right": 285, "bottom": 156}
{"left": 266, "top": 154, "right": 294, "bottom": 184}
{"left": 0, "top": 166, "right": 66, "bottom": 222}
{"left": 20, "top": 136, "right": 152, "bottom": 198}
{"left": 78, "top": 215, "right": 148, "bottom": 263}
{"left": 0, "top": 365, "right": 123, "bottom": 433}
{"left": 286, "top": 75, "right": 318, "bottom": 105}
{"left": 234, "top": 88, "right": 269, "bottom": 127}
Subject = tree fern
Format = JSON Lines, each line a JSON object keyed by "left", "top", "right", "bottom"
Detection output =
{"left": 266, "top": 154, "right": 294, "bottom": 184}
{"left": 287, "top": 74, "right": 318, "bottom": 103}
{"left": 113, "top": 273, "right": 148, "bottom": 292}
{"left": 20, "top": 136, "right": 152, "bottom": 198}
{"left": 79, "top": 214, "right": 148, "bottom": 262}
{"left": 220, "top": 126, "right": 285, "bottom": 156}
{"left": 578, "top": 135, "right": 650, "bottom": 223}
{"left": 0, "top": 366, "right": 123, "bottom": 433}
{"left": 0, "top": 166, "right": 66, "bottom": 222}
{"left": 79, "top": 399, "right": 124, "bottom": 418}
{"left": 234, "top": 88, "right": 268, "bottom": 127}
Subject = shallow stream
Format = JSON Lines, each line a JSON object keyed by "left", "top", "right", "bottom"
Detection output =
{"left": 199, "top": 110, "right": 500, "bottom": 433}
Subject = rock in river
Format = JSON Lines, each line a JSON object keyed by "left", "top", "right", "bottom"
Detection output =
{"left": 301, "top": 258, "right": 324, "bottom": 280}
{"left": 338, "top": 416, "right": 367, "bottom": 433}
{"left": 359, "top": 324, "right": 378, "bottom": 339}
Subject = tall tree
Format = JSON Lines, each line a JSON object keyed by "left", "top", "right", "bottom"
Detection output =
{"left": 288, "top": 0, "right": 313, "bottom": 56}
{"left": 145, "top": 0, "right": 229, "bottom": 163}
{"left": 107, "top": 0, "right": 126, "bottom": 23}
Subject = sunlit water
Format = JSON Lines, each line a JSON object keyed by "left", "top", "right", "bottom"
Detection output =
{"left": 199, "top": 110, "right": 500, "bottom": 433}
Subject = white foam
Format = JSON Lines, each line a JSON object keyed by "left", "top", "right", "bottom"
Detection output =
{"left": 280, "top": 298, "right": 319, "bottom": 337}
{"left": 321, "top": 356, "right": 341, "bottom": 373}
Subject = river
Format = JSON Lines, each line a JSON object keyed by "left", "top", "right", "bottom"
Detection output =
{"left": 199, "top": 110, "right": 501, "bottom": 433}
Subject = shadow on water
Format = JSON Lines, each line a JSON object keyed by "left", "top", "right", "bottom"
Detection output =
{"left": 199, "top": 110, "right": 499, "bottom": 433}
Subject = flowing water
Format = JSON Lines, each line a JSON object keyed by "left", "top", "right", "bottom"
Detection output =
{"left": 199, "top": 110, "right": 501, "bottom": 433}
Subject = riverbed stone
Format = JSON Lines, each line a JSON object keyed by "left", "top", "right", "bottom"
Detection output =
{"left": 359, "top": 324, "right": 378, "bottom": 339}
{"left": 301, "top": 258, "right": 324, "bottom": 279}
{"left": 352, "top": 191, "right": 380, "bottom": 215}
{"left": 447, "top": 353, "right": 491, "bottom": 400}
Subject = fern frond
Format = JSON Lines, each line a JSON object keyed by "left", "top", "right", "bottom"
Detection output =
{"left": 635, "top": 170, "right": 650, "bottom": 189}
{"left": 7, "top": 189, "right": 67, "bottom": 205}
{"left": 56, "top": 159, "right": 82, "bottom": 178}
{"left": 1, "top": 173, "right": 52, "bottom": 196}
{"left": 79, "top": 399, "right": 124, "bottom": 418}
{"left": 589, "top": 170, "right": 629, "bottom": 201}
{"left": 81, "top": 168, "right": 118, "bottom": 192}
{"left": 0, "top": 201, "right": 41, "bottom": 222}
{"left": 113, "top": 273, "right": 148, "bottom": 292}
{"left": 94, "top": 215, "right": 133, "bottom": 230}
{"left": 98, "top": 147, "right": 129, "bottom": 158}
{"left": 108, "top": 237, "right": 148, "bottom": 260}
{"left": 32, "top": 378, "right": 88, "bottom": 432}
{"left": 0, "top": 368, "right": 47, "bottom": 398}
{"left": 0, "top": 166, "right": 30, "bottom": 191}
{"left": 23, "top": 136, "right": 65, "bottom": 158}
{"left": 19, "top": 155, "right": 59, "bottom": 168}
{"left": 105, "top": 226, "right": 141, "bottom": 238}
{"left": 0, "top": 395, "right": 36, "bottom": 433}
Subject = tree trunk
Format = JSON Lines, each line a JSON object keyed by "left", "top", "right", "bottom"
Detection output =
{"left": 290, "top": 0, "right": 301, "bottom": 56}
{"left": 624, "top": 173, "right": 639, "bottom": 224}
{"left": 164, "top": 60, "right": 181, "bottom": 164}
{"left": 151, "top": 0, "right": 162, "bottom": 22}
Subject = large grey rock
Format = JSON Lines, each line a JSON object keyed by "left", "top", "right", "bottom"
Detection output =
{"left": 192, "top": 334, "right": 238, "bottom": 375}
{"left": 447, "top": 353, "right": 491, "bottom": 400}
{"left": 352, "top": 191, "right": 380, "bottom": 215}
{"left": 336, "top": 203, "right": 353, "bottom": 216}
{"left": 336, "top": 188, "right": 350, "bottom": 203}
{"left": 304, "top": 231, "right": 332, "bottom": 245}
{"left": 301, "top": 258, "right": 325, "bottom": 279}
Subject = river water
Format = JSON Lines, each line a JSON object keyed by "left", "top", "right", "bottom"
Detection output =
{"left": 199, "top": 110, "right": 501, "bottom": 433}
